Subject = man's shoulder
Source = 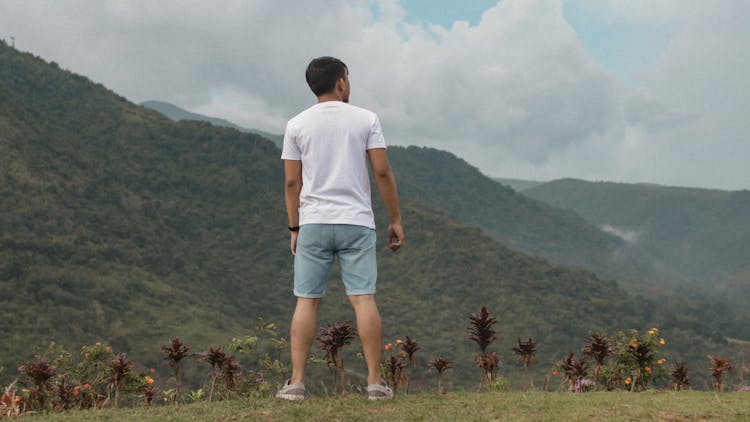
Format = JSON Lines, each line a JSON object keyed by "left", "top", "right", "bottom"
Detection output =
{"left": 341, "top": 103, "right": 377, "bottom": 119}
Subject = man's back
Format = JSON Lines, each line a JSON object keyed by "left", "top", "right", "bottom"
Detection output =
{"left": 281, "top": 101, "right": 386, "bottom": 229}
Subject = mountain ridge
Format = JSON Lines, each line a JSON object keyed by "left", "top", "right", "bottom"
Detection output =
{"left": 140, "top": 100, "right": 283, "bottom": 147}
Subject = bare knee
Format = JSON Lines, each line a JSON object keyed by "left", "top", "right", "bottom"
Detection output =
{"left": 348, "top": 294, "right": 375, "bottom": 308}
{"left": 296, "top": 297, "right": 322, "bottom": 309}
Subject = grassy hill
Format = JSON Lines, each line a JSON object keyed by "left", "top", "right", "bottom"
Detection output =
{"left": 0, "top": 42, "right": 744, "bottom": 391}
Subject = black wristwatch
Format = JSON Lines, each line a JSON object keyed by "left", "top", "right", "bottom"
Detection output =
{"left": 288, "top": 226, "right": 300, "bottom": 232}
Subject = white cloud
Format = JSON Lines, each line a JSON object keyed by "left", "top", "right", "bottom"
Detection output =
{"left": 601, "top": 224, "right": 638, "bottom": 243}
{"left": 0, "top": 0, "right": 747, "bottom": 189}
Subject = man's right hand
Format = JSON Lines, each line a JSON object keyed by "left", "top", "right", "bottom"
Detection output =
{"left": 387, "top": 223, "right": 403, "bottom": 251}
{"left": 290, "top": 231, "right": 299, "bottom": 256}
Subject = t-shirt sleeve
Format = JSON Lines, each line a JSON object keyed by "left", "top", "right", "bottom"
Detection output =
{"left": 366, "top": 114, "right": 387, "bottom": 150}
{"left": 280, "top": 121, "right": 301, "bottom": 160}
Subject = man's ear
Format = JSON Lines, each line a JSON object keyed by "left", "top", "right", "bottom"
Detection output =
{"left": 335, "top": 77, "right": 346, "bottom": 94}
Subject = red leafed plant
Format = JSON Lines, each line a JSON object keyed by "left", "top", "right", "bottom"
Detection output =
{"left": 468, "top": 306, "right": 497, "bottom": 353}
{"left": 468, "top": 306, "right": 501, "bottom": 390}
{"left": 428, "top": 357, "right": 453, "bottom": 394}
{"left": 670, "top": 361, "right": 690, "bottom": 391}
{"left": 108, "top": 354, "right": 133, "bottom": 408}
{"left": 18, "top": 359, "right": 56, "bottom": 409}
{"left": 475, "top": 352, "right": 501, "bottom": 390}
{"left": 558, "top": 353, "right": 588, "bottom": 392}
{"left": 708, "top": 355, "right": 732, "bottom": 392}
{"left": 198, "top": 346, "right": 227, "bottom": 401}
{"left": 583, "top": 332, "right": 611, "bottom": 383}
{"left": 316, "top": 322, "right": 356, "bottom": 396}
{"left": 383, "top": 355, "right": 405, "bottom": 395}
{"left": 512, "top": 337, "right": 536, "bottom": 390}
{"left": 400, "top": 336, "right": 420, "bottom": 394}
{"left": 161, "top": 338, "right": 190, "bottom": 403}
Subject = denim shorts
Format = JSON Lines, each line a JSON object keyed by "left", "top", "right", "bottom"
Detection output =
{"left": 294, "top": 224, "right": 377, "bottom": 298}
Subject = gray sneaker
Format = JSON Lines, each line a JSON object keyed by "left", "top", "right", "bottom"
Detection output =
{"left": 275, "top": 379, "right": 306, "bottom": 401}
{"left": 367, "top": 382, "right": 393, "bottom": 400}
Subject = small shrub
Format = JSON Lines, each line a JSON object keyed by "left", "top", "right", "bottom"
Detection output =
{"left": 583, "top": 332, "right": 611, "bottom": 384}
{"left": 428, "top": 357, "right": 453, "bottom": 394}
{"left": 468, "top": 306, "right": 501, "bottom": 390}
{"left": 316, "top": 322, "right": 356, "bottom": 395}
{"left": 512, "top": 337, "right": 536, "bottom": 390}
{"left": 670, "top": 361, "right": 690, "bottom": 391}
{"left": 161, "top": 338, "right": 190, "bottom": 403}
{"left": 708, "top": 356, "right": 732, "bottom": 392}
{"left": 400, "top": 337, "right": 420, "bottom": 394}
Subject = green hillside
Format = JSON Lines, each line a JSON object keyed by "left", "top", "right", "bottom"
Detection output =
{"left": 387, "top": 147, "right": 683, "bottom": 288}
{"left": 0, "top": 42, "right": 744, "bottom": 390}
{"left": 523, "top": 179, "right": 750, "bottom": 302}
{"left": 140, "top": 100, "right": 283, "bottom": 147}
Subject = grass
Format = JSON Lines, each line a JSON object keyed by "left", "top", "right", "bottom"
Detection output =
{"left": 25, "top": 391, "right": 750, "bottom": 421}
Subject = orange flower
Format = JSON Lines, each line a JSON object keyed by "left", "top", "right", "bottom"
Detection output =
{"left": 658, "top": 358, "right": 666, "bottom": 365}
{"left": 384, "top": 343, "right": 393, "bottom": 351}
{"left": 85, "top": 353, "right": 91, "bottom": 359}
{"left": 149, "top": 368, "right": 156, "bottom": 374}
{"left": 625, "top": 377, "right": 632, "bottom": 385}
{"left": 105, "top": 346, "right": 112, "bottom": 353}
{"left": 645, "top": 366, "right": 652, "bottom": 374}
{"left": 396, "top": 339, "right": 403, "bottom": 344}
{"left": 552, "top": 370, "right": 558, "bottom": 376}
{"left": 83, "top": 383, "right": 91, "bottom": 390}
{"left": 145, "top": 376, "right": 155, "bottom": 385}
{"left": 629, "top": 339, "right": 638, "bottom": 348}
{"left": 659, "top": 338, "right": 666, "bottom": 345}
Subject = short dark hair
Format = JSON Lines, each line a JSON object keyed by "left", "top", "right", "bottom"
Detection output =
{"left": 305, "top": 56, "right": 347, "bottom": 97}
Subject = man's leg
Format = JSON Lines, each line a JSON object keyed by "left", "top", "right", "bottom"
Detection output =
{"left": 348, "top": 294, "right": 382, "bottom": 385}
{"left": 290, "top": 297, "right": 321, "bottom": 383}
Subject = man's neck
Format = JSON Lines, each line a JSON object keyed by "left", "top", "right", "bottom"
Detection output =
{"left": 317, "top": 93, "right": 343, "bottom": 103}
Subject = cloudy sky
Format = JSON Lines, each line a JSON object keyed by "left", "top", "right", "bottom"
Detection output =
{"left": 1, "top": 0, "right": 748, "bottom": 190}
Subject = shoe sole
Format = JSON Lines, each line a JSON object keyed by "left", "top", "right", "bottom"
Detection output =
{"left": 276, "top": 393, "right": 305, "bottom": 401}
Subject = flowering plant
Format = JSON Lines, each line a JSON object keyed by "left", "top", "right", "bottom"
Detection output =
{"left": 606, "top": 328, "right": 667, "bottom": 391}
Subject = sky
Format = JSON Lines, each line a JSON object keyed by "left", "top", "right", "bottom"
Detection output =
{"left": 1, "top": 0, "right": 748, "bottom": 190}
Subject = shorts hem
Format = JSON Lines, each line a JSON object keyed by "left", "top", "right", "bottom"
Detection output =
{"left": 294, "top": 291, "right": 326, "bottom": 299}
{"left": 345, "top": 290, "right": 376, "bottom": 296}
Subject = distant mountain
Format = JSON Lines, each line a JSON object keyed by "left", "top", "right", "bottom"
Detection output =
{"left": 140, "top": 100, "right": 283, "bottom": 147}
{"left": 0, "top": 42, "right": 744, "bottom": 389}
{"left": 523, "top": 179, "right": 750, "bottom": 282}
{"left": 387, "top": 147, "right": 685, "bottom": 289}
{"left": 523, "top": 178, "right": 750, "bottom": 321}
{"left": 493, "top": 177, "right": 545, "bottom": 192}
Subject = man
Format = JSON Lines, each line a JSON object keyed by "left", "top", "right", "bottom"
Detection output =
{"left": 276, "top": 56, "right": 403, "bottom": 401}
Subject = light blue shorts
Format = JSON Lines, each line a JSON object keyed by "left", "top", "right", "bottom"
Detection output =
{"left": 294, "top": 224, "right": 377, "bottom": 298}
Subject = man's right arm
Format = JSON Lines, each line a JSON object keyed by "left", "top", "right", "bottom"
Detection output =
{"left": 367, "top": 148, "right": 403, "bottom": 251}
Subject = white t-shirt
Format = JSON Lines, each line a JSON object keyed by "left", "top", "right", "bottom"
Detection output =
{"left": 281, "top": 101, "right": 387, "bottom": 229}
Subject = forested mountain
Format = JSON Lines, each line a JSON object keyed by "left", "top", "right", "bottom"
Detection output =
{"left": 140, "top": 100, "right": 283, "bottom": 147}
{"left": 387, "top": 147, "right": 683, "bottom": 288}
{"left": 522, "top": 178, "right": 750, "bottom": 313}
{"left": 0, "top": 42, "right": 744, "bottom": 389}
